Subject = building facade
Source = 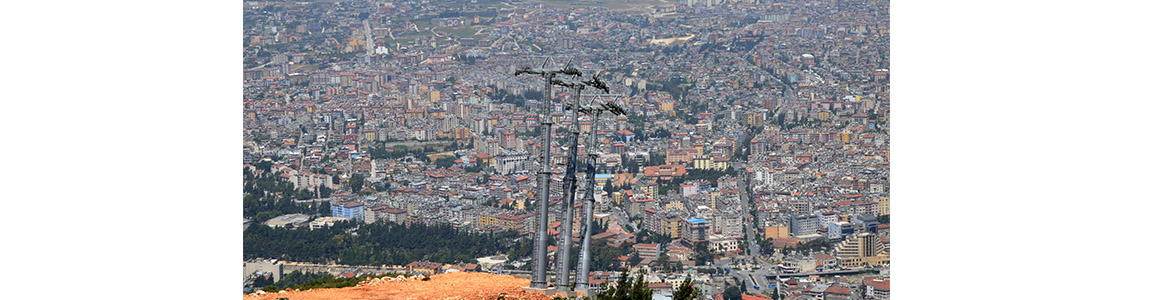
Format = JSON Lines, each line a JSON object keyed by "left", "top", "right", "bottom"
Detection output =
{"left": 789, "top": 214, "right": 819, "bottom": 237}
{"left": 835, "top": 233, "right": 889, "bottom": 268}
{"left": 331, "top": 202, "right": 365, "bottom": 222}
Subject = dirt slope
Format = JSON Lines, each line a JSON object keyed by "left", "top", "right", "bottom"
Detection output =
{"left": 245, "top": 272, "right": 554, "bottom": 300}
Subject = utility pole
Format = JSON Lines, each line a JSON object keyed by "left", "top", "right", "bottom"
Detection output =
{"left": 575, "top": 108, "right": 600, "bottom": 294}
{"left": 513, "top": 61, "right": 580, "bottom": 289}
{"left": 551, "top": 79, "right": 581, "bottom": 292}
{"left": 573, "top": 94, "right": 625, "bottom": 296}
{"left": 547, "top": 73, "right": 612, "bottom": 292}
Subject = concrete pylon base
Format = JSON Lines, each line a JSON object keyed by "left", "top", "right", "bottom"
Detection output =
{"left": 521, "top": 286, "right": 551, "bottom": 293}
{"left": 560, "top": 291, "right": 587, "bottom": 298}
{"left": 521, "top": 286, "right": 587, "bottom": 298}
{"left": 521, "top": 286, "right": 562, "bottom": 296}
{"left": 573, "top": 287, "right": 593, "bottom": 298}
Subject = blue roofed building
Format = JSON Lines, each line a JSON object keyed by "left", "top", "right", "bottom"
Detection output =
{"left": 686, "top": 218, "right": 709, "bottom": 243}
{"left": 331, "top": 201, "right": 365, "bottom": 222}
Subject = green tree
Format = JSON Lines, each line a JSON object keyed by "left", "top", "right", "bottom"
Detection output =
{"left": 259, "top": 270, "right": 332, "bottom": 290}
{"left": 245, "top": 221, "right": 524, "bottom": 266}
{"left": 760, "top": 238, "right": 775, "bottom": 257}
{"left": 629, "top": 271, "right": 651, "bottom": 300}
{"left": 693, "top": 241, "right": 713, "bottom": 265}
{"left": 435, "top": 156, "right": 456, "bottom": 169}
{"left": 672, "top": 277, "right": 696, "bottom": 300}
{"left": 349, "top": 173, "right": 365, "bottom": 193}
{"left": 466, "top": 160, "right": 484, "bottom": 173}
{"left": 627, "top": 254, "right": 643, "bottom": 266}
{"left": 318, "top": 201, "right": 332, "bottom": 215}
{"left": 655, "top": 253, "right": 670, "bottom": 270}
{"left": 297, "top": 189, "right": 314, "bottom": 200}
{"left": 507, "top": 238, "right": 533, "bottom": 260}
{"left": 251, "top": 274, "right": 274, "bottom": 287}
{"left": 596, "top": 268, "right": 631, "bottom": 300}
{"left": 255, "top": 160, "right": 274, "bottom": 172}
{"left": 723, "top": 285, "right": 742, "bottom": 300}
{"left": 594, "top": 268, "right": 653, "bottom": 300}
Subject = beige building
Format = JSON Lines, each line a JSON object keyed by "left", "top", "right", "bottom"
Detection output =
{"left": 477, "top": 214, "right": 499, "bottom": 231}
{"left": 632, "top": 243, "right": 660, "bottom": 260}
{"left": 496, "top": 213, "right": 533, "bottom": 232}
{"left": 708, "top": 234, "right": 740, "bottom": 253}
{"left": 835, "top": 233, "right": 889, "bottom": 268}
{"left": 864, "top": 277, "right": 891, "bottom": 300}
{"left": 309, "top": 216, "right": 349, "bottom": 230}
{"left": 662, "top": 216, "right": 685, "bottom": 239}
{"left": 244, "top": 259, "right": 284, "bottom": 282}
{"left": 693, "top": 156, "right": 711, "bottom": 170}
{"left": 264, "top": 213, "right": 311, "bottom": 228}
{"left": 712, "top": 157, "right": 730, "bottom": 170}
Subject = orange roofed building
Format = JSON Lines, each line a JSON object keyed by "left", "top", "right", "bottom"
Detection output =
{"left": 643, "top": 164, "right": 687, "bottom": 181}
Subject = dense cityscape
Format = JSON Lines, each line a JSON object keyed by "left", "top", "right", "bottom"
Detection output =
{"left": 243, "top": 1, "right": 890, "bottom": 299}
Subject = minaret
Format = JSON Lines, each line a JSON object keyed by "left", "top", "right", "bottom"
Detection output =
{"left": 370, "top": 159, "right": 377, "bottom": 180}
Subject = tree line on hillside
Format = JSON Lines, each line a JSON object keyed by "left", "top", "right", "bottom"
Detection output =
{"left": 251, "top": 270, "right": 333, "bottom": 291}
{"left": 259, "top": 272, "right": 397, "bottom": 293}
{"left": 244, "top": 221, "right": 524, "bottom": 266}
{"left": 244, "top": 168, "right": 331, "bottom": 223}
{"left": 567, "top": 238, "right": 635, "bottom": 273}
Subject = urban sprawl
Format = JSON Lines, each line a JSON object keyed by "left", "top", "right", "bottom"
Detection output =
{"left": 243, "top": 1, "right": 889, "bottom": 299}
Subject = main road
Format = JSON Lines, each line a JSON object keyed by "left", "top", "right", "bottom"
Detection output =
{"left": 363, "top": 20, "right": 375, "bottom": 56}
{"left": 715, "top": 161, "right": 781, "bottom": 293}
{"left": 737, "top": 161, "right": 757, "bottom": 258}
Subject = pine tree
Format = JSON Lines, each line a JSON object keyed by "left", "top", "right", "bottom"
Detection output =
{"left": 595, "top": 269, "right": 653, "bottom": 300}
{"left": 629, "top": 271, "right": 651, "bottom": 300}
{"left": 672, "top": 277, "right": 696, "bottom": 300}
